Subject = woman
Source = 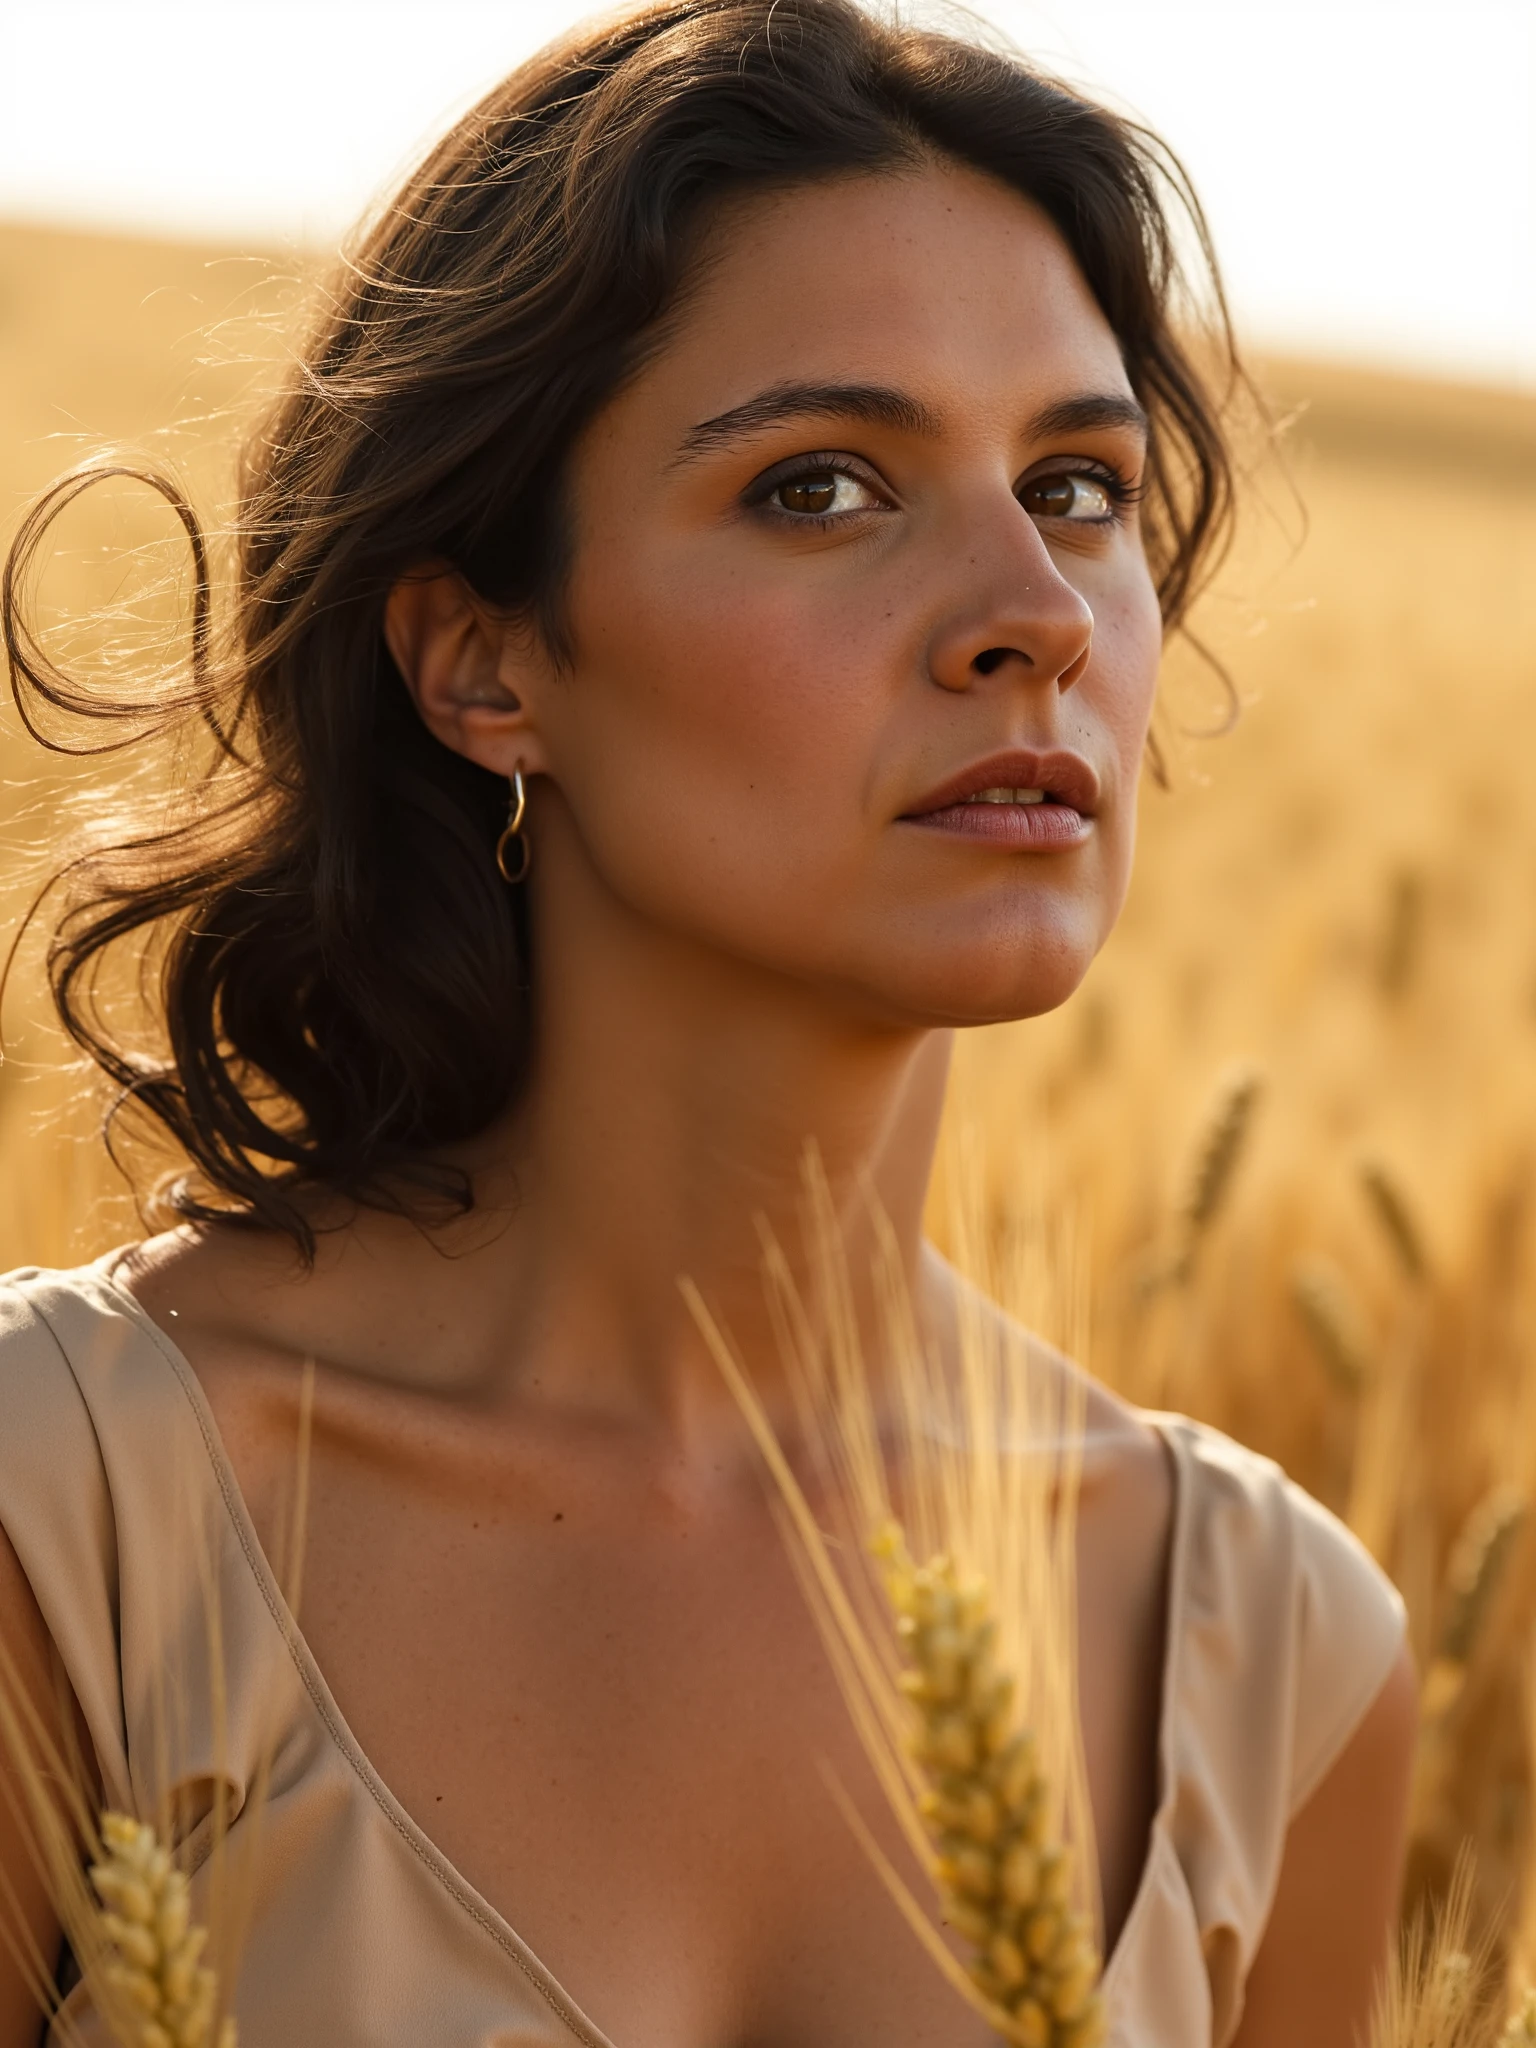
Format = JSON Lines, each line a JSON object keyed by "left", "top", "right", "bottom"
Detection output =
{"left": 0, "top": 4, "right": 1415, "bottom": 2044}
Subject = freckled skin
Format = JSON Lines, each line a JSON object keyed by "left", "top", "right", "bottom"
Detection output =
{"left": 0, "top": 162, "right": 1412, "bottom": 2048}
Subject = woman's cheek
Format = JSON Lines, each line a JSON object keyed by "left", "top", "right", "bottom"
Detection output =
{"left": 562, "top": 561, "right": 881, "bottom": 908}
{"left": 603, "top": 553, "right": 897, "bottom": 793}
{"left": 1082, "top": 574, "right": 1161, "bottom": 909}
{"left": 1094, "top": 564, "right": 1163, "bottom": 757}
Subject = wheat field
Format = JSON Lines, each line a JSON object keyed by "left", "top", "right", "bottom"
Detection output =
{"left": 3, "top": 219, "right": 1536, "bottom": 1992}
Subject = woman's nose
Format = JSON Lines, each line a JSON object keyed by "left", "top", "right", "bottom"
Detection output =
{"left": 924, "top": 513, "right": 1095, "bottom": 696}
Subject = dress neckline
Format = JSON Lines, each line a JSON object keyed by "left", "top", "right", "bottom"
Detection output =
{"left": 90, "top": 1253, "right": 1188, "bottom": 2044}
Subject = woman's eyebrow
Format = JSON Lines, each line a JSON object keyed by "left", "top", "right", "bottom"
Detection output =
{"left": 1027, "top": 392, "right": 1150, "bottom": 443}
{"left": 671, "top": 381, "right": 942, "bottom": 466}
{"left": 671, "top": 382, "right": 1150, "bottom": 468}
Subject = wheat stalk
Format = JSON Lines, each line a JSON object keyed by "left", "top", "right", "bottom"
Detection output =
{"left": 1379, "top": 867, "right": 1427, "bottom": 1000}
{"left": 1441, "top": 1489, "right": 1528, "bottom": 1667}
{"left": 1182, "top": 1063, "right": 1266, "bottom": 1241}
{"left": 1360, "top": 1159, "right": 1430, "bottom": 1283}
{"left": 1139, "top": 1063, "right": 1265, "bottom": 1296}
{"left": 874, "top": 1525, "right": 1103, "bottom": 2048}
{"left": 0, "top": 1622, "right": 247, "bottom": 2048}
{"left": 684, "top": 1148, "right": 1101, "bottom": 2047}
{"left": 87, "top": 1813, "right": 235, "bottom": 2048}
{"left": 1292, "top": 1255, "right": 1374, "bottom": 1393}
{"left": 0, "top": 1648, "right": 239, "bottom": 2048}
{"left": 1372, "top": 1852, "right": 1497, "bottom": 2048}
{"left": 1421, "top": 1487, "right": 1529, "bottom": 1718}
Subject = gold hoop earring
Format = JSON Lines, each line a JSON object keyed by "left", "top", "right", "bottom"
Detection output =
{"left": 495, "top": 770, "right": 531, "bottom": 884}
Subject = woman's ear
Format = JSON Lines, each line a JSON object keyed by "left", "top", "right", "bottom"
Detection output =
{"left": 384, "top": 563, "right": 552, "bottom": 778}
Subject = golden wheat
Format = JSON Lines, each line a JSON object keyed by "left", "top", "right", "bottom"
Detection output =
{"left": 685, "top": 1150, "right": 1099, "bottom": 2045}
{"left": 1180, "top": 1064, "right": 1266, "bottom": 1245}
{"left": 1440, "top": 1491, "right": 1528, "bottom": 1670}
{"left": 874, "top": 1525, "right": 1103, "bottom": 2048}
{"left": 1370, "top": 1857, "right": 1496, "bottom": 2048}
{"left": 1360, "top": 1160, "right": 1432, "bottom": 1287}
{"left": 0, "top": 1646, "right": 239, "bottom": 2048}
{"left": 1291, "top": 1255, "right": 1374, "bottom": 1394}
{"left": 88, "top": 1814, "right": 236, "bottom": 2048}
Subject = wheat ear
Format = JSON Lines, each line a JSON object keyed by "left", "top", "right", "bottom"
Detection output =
{"left": 1378, "top": 867, "right": 1426, "bottom": 1000}
{"left": 1441, "top": 1489, "right": 1528, "bottom": 1666}
{"left": 875, "top": 1525, "right": 1103, "bottom": 2048}
{"left": 1145, "top": 1063, "right": 1264, "bottom": 1291}
{"left": 686, "top": 1146, "right": 1100, "bottom": 2045}
{"left": 1291, "top": 1255, "right": 1374, "bottom": 1393}
{"left": 1420, "top": 1487, "right": 1529, "bottom": 1719}
{"left": 1371, "top": 1850, "right": 1502, "bottom": 2048}
{"left": 87, "top": 1813, "right": 235, "bottom": 2048}
{"left": 1182, "top": 1064, "right": 1265, "bottom": 1239}
{"left": 1360, "top": 1159, "right": 1430, "bottom": 1283}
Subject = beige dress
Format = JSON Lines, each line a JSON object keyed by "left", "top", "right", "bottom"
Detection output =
{"left": 0, "top": 1258, "right": 1406, "bottom": 2048}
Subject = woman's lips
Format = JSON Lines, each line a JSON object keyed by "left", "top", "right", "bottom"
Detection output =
{"left": 898, "top": 749, "right": 1100, "bottom": 844}
{"left": 903, "top": 798, "right": 1093, "bottom": 848}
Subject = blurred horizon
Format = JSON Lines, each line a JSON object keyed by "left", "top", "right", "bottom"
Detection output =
{"left": 0, "top": 0, "right": 1532, "bottom": 390}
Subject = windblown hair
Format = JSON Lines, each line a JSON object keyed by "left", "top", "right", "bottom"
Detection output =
{"left": 3, "top": 0, "right": 1246, "bottom": 1256}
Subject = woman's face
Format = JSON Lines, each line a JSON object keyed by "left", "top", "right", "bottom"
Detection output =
{"left": 519, "top": 158, "right": 1163, "bottom": 1026}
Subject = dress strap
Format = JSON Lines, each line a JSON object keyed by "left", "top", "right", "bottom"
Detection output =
{"left": 0, "top": 1266, "right": 296, "bottom": 1845}
{"left": 0, "top": 1274, "right": 133, "bottom": 1808}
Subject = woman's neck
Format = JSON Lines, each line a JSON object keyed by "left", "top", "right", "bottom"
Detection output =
{"left": 144, "top": 862, "right": 954, "bottom": 1455}
{"left": 447, "top": 882, "right": 954, "bottom": 1442}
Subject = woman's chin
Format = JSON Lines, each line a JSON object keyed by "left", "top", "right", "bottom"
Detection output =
{"left": 858, "top": 944, "right": 1099, "bottom": 1031}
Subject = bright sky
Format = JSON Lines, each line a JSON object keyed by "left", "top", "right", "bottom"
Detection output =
{"left": 1, "top": 0, "right": 1532, "bottom": 386}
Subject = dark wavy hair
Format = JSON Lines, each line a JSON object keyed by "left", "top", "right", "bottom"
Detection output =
{"left": 3, "top": 0, "right": 1247, "bottom": 1257}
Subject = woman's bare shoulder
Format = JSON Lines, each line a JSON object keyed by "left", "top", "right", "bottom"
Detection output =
{"left": 107, "top": 1225, "right": 333, "bottom": 1532}
{"left": 112, "top": 1222, "right": 313, "bottom": 1331}
{"left": 110, "top": 1218, "right": 392, "bottom": 1400}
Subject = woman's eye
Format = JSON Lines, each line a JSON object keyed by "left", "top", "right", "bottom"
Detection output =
{"left": 1019, "top": 472, "right": 1114, "bottom": 522}
{"left": 771, "top": 469, "right": 878, "bottom": 517}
